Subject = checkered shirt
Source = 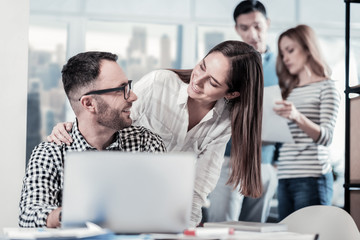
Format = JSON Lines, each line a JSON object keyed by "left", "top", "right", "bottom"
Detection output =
{"left": 19, "top": 120, "right": 166, "bottom": 227}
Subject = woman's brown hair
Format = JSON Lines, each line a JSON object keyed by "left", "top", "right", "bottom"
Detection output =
{"left": 276, "top": 24, "right": 331, "bottom": 99}
{"left": 171, "top": 40, "right": 263, "bottom": 198}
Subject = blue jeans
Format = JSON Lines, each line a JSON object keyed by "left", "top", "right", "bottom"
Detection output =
{"left": 277, "top": 172, "right": 333, "bottom": 221}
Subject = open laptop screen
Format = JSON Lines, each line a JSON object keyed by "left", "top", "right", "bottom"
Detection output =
{"left": 62, "top": 151, "right": 195, "bottom": 233}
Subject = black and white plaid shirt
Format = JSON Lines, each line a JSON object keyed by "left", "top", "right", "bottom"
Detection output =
{"left": 19, "top": 120, "right": 166, "bottom": 227}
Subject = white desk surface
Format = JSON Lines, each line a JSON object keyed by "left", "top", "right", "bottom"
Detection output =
{"left": 2, "top": 228, "right": 317, "bottom": 240}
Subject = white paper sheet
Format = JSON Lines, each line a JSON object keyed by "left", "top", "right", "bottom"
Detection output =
{"left": 261, "top": 85, "right": 294, "bottom": 143}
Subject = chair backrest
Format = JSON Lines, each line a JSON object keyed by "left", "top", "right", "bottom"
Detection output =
{"left": 280, "top": 205, "right": 360, "bottom": 240}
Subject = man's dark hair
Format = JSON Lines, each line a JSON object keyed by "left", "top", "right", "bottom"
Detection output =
{"left": 62, "top": 51, "right": 118, "bottom": 98}
{"left": 233, "top": 0, "right": 267, "bottom": 22}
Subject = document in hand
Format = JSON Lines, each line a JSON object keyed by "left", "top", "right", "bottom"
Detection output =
{"left": 204, "top": 221, "right": 288, "bottom": 233}
{"left": 262, "top": 85, "right": 294, "bottom": 143}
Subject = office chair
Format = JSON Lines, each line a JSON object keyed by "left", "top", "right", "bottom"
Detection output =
{"left": 280, "top": 205, "right": 360, "bottom": 240}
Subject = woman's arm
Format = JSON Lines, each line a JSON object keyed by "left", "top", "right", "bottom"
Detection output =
{"left": 316, "top": 83, "right": 341, "bottom": 146}
{"left": 274, "top": 100, "right": 321, "bottom": 142}
{"left": 274, "top": 82, "right": 340, "bottom": 145}
{"left": 190, "top": 132, "right": 231, "bottom": 226}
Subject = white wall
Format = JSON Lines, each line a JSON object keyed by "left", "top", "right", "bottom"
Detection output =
{"left": 0, "top": 0, "right": 28, "bottom": 229}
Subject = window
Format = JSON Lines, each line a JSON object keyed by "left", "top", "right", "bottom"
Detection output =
{"left": 197, "top": 25, "right": 239, "bottom": 61}
{"left": 27, "top": 18, "right": 182, "bottom": 162}
{"left": 86, "top": 21, "right": 179, "bottom": 82}
{"left": 27, "top": 20, "right": 67, "bottom": 162}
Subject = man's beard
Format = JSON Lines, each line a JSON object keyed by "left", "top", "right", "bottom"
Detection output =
{"left": 95, "top": 97, "right": 132, "bottom": 131}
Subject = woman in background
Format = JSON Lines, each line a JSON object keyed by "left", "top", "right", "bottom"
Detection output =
{"left": 47, "top": 40, "right": 264, "bottom": 226}
{"left": 274, "top": 25, "right": 340, "bottom": 221}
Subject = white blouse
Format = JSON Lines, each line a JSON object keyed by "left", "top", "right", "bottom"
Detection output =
{"left": 131, "top": 70, "right": 231, "bottom": 226}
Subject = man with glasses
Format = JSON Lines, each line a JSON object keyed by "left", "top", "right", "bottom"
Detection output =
{"left": 19, "top": 51, "right": 166, "bottom": 228}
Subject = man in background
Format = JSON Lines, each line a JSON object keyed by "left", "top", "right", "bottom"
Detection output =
{"left": 207, "top": 0, "right": 278, "bottom": 223}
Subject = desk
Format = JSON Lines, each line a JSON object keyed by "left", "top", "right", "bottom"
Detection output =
{"left": 145, "top": 231, "right": 317, "bottom": 240}
{"left": 2, "top": 228, "right": 317, "bottom": 240}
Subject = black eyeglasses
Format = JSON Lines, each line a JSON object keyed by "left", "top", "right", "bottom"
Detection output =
{"left": 79, "top": 80, "right": 133, "bottom": 101}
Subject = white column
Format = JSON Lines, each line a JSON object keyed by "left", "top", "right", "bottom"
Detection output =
{"left": 0, "top": 0, "right": 28, "bottom": 228}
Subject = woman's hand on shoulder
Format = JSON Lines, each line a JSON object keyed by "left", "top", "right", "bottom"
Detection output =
{"left": 47, "top": 122, "right": 73, "bottom": 146}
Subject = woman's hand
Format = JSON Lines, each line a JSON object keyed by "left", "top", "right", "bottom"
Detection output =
{"left": 273, "top": 100, "right": 300, "bottom": 122}
{"left": 46, "top": 122, "right": 74, "bottom": 145}
{"left": 273, "top": 100, "right": 321, "bottom": 142}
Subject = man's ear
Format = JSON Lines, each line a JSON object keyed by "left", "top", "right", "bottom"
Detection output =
{"left": 234, "top": 24, "right": 241, "bottom": 36}
{"left": 266, "top": 18, "right": 271, "bottom": 28}
{"left": 225, "top": 91, "right": 240, "bottom": 100}
{"left": 80, "top": 96, "right": 96, "bottom": 113}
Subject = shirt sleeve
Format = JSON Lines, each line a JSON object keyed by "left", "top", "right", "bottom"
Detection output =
{"left": 190, "top": 131, "right": 231, "bottom": 227}
{"left": 19, "top": 143, "right": 63, "bottom": 227}
{"left": 316, "top": 82, "right": 341, "bottom": 146}
{"left": 141, "top": 127, "right": 167, "bottom": 153}
{"left": 120, "top": 125, "right": 167, "bottom": 153}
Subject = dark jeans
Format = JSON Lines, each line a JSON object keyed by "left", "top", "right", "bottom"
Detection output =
{"left": 277, "top": 172, "right": 333, "bottom": 221}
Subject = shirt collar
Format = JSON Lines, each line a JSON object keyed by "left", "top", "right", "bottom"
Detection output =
{"left": 213, "top": 97, "right": 228, "bottom": 116}
{"left": 70, "top": 119, "right": 123, "bottom": 151}
{"left": 262, "top": 46, "right": 272, "bottom": 63}
{"left": 106, "top": 131, "right": 122, "bottom": 150}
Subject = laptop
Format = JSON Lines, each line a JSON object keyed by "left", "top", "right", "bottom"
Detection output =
{"left": 61, "top": 151, "right": 195, "bottom": 234}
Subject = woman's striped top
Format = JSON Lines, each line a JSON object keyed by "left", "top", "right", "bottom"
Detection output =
{"left": 277, "top": 80, "right": 341, "bottom": 179}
